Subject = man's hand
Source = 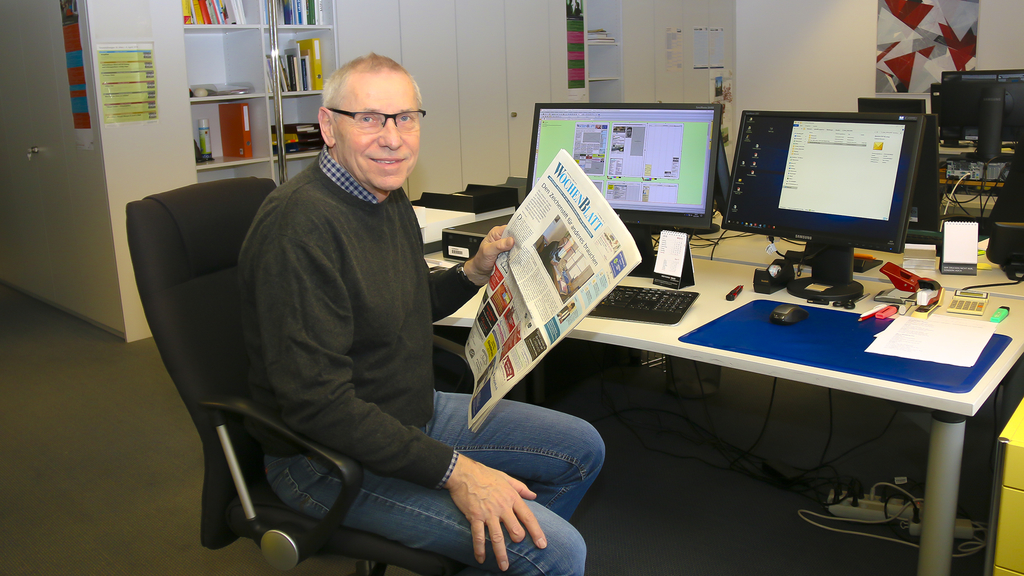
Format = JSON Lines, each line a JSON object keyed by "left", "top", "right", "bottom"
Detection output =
{"left": 444, "top": 454, "right": 547, "bottom": 571}
{"left": 463, "top": 226, "right": 514, "bottom": 285}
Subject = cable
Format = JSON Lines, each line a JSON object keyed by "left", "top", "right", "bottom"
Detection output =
{"left": 818, "top": 389, "right": 834, "bottom": 466}
{"left": 798, "top": 509, "right": 987, "bottom": 557}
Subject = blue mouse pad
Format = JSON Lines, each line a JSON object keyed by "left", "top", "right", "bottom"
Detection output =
{"left": 678, "top": 300, "right": 1011, "bottom": 393}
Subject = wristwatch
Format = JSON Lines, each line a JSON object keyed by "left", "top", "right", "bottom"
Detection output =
{"left": 455, "top": 263, "right": 479, "bottom": 289}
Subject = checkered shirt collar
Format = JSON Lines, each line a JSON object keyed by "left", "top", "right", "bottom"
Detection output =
{"left": 318, "top": 146, "right": 379, "bottom": 204}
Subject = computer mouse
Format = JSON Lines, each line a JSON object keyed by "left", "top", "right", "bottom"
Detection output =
{"left": 770, "top": 303, "right": 809, "bottom": 326}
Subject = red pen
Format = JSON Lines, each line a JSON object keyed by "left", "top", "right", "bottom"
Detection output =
{"left": 726, "top": 285, "right": 743, "bottom": 301}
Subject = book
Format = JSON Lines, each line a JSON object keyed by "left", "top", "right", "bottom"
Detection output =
{"left": 206, "top": 0, "right": 221, "bottom": 24}
{"left": 218, "top": 102, "right": 252, "bottom": 158}
{"left": 232, "top": 0, "right": 246, "bottom": 24}
{"left": 183, "top": 0, "right": 194, "bottom": 24}
{"left": 197, "top": 0, "right": 212, "bottom": 24}
{"left": 286, "top": 54, "right": 299, "bottom": 91}
{"left": 192, "top": 0, "right": 206, "bottom": 24}
{"left": 221, "top": 0, "right": 237, "bottom": 24}
{"left": 300, "top": 55, "right": 310, "bottom": 91}
{"left": 296, "top": 38, "right": 322, "bottom": 90}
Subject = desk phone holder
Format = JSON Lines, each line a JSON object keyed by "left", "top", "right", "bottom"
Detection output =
{"left": 879, "top": 262, "right": 942, "bottom": 306}
{"left": 753, "top": 258, "right": 794, "bottom": 294}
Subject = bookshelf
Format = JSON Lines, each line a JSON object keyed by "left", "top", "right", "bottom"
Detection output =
{"left": 586, "top": 0, "right": 623, "bottom": 103}
{"left": 183, "top": 0, "right": 336, "bottom": 183}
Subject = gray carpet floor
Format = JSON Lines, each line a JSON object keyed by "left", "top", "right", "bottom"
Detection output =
{"left": 0, "top": 282, "right": 999, "bottom": 575}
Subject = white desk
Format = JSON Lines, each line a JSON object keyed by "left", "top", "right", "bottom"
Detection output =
{"left": 688, "top": 230, "right": 1024, "bottom": 301}
{"left": 436, "top": 254, "right": 1024, "bottom": 576}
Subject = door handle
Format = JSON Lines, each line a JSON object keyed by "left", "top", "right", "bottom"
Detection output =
{"left": 27, "top": 146, "right": 40, "bottom": 160}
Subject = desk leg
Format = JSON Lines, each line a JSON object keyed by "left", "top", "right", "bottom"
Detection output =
{"left": 917, "top": 412, "right": 966, "bottom": 576}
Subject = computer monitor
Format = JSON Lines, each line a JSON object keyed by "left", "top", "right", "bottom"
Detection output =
{"left": 858, "top": 102, "right": 942, "bottom": 233}
{"left": 722, "top": 110, "right": 926, "bottom": 301}
{"left": 857, "top": 97, "right": 927, "bottom": 114}
{"left": 526, "top": 102, "right": 722, "bottom": 277}
{"left": 938, "top": 69, "right": 1024, "bottom": 160}
{"left": 691, "top": 137, "right": 732, "bottom": 236}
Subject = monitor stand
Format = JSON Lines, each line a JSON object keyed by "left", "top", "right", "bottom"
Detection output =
{"left": 786, "top": 243, "right": 864, "bottom": 302}
{"left": 689, "top": 222, "right": 721, "bottom": 236}
{"left": 625, "top": 223, "right": 657, "bottom": 278}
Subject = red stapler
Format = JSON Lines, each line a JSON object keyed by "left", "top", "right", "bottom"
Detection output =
{"left": 879, "top": 262, "right": 942, "bottom": 306}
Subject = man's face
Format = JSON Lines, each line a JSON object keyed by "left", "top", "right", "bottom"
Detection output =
{"left": 318, "top": 69, "right": 420, "bottom": 200}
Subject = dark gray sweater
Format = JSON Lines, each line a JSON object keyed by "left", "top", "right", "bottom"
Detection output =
{"left": 238, "top": 163, "right": 478, "bottom": 488}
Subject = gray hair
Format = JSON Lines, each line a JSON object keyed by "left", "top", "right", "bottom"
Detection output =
{"left": 322, "top": 53, "right": 422, "bottom": 109}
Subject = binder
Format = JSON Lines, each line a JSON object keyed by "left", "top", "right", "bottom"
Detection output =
{"left": 218, "top": 102, "right": 252, "bottom": 158}
{"left": 297, "top": 38, "right": 323, "bottom": 90}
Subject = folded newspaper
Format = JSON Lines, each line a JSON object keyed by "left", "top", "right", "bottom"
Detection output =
{"left": 465, "top": 149, "right": 642, "bottom": 431}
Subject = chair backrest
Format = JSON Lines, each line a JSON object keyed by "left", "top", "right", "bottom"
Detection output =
{"left": 126, "top": 177, "right": 276, "bottom": 549}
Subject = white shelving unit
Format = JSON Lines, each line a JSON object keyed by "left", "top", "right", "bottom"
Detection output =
{"left": 586, "top": 0, "right": 623, "bottom": 103}
{"left": 183, "top": 0, "right": 337, "bottom": 183}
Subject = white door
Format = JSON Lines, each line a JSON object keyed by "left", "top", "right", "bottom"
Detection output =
{"left": 0, "top": 1, "right": 122, "bottom": 331}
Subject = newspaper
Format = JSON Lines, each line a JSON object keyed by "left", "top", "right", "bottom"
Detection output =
{"left": 465, "top": 149, "right": 642, "bottom": 431}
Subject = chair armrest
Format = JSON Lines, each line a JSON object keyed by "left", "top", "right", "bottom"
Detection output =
{"left": 199, "top": 395, "right": 361, "bottom": 566}
{"left": 433, "top": 334, "right": 472, "bottom": 392}
{"left": 433, "top": 334, "right": 469, "bottom": 366}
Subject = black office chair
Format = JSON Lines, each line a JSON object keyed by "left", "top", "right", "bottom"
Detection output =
{"left": 125, "top": 177, "right": 463, "bottom": 576}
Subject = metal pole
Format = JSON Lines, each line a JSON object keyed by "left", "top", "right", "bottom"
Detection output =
{"left": 267, "top": 0, "right": 287, "bottom": 183}
{"left": 917, "top": 412, "right": 966, "bottom": 576}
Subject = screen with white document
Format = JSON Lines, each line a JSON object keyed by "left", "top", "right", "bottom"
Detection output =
{"left": 722, "top": 110, "right": 925, "bottom": 301}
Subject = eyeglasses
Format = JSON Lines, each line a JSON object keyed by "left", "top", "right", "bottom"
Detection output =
{"left": 327, "top": 108, "right": 426, "bottom": 134}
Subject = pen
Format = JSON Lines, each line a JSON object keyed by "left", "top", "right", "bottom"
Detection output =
{"left": 726, "top": 285, "right": 743, "bottom": 301}
{"left": 859, "top": 304, "right": 887, "bottom": 321}
{"left": 990, "top": 306, "right": 1010, "bottom": 323}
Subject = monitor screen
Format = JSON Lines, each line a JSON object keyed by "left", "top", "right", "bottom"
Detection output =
{"left": 722, "top": 110, "right": 926, "bottom": 301}
{"left": 938, "top": 69, "right": 1024, "bottom": 159}
{"left": 526, "top": 102, "right": 722, "bottom": 276}
{"left": 858, "top": 97, "right": 927, "bottom": 114}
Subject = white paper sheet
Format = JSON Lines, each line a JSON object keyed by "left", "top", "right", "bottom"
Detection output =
{"left": 865, "top": 314, "right": 997, "bottom": 367}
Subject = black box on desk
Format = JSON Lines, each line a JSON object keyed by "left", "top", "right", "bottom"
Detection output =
{"left": 415, "top": 184, "right": 518, "bottom": 214}
{"left": 442, "top": 216, "right": 513, "bottom": 261}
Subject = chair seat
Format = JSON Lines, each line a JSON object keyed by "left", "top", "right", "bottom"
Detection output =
{"left": 226, "top": 480, "right": 464, "bottom": 576}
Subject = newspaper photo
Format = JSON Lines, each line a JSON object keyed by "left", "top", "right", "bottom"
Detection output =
{"left": 465, "top": 149, "right": 642, "bottom": 431}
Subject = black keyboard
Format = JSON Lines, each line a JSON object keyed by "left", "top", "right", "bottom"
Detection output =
{"left": 589, "top": 285, "right": 698, "bottom": 325}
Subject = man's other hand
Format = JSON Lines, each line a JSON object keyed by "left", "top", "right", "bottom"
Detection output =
{"left": 444, "top": 454, "right": 547, "bottom": 571}
{"left": 463, "top": 226, "right": 514, "bottom": 285}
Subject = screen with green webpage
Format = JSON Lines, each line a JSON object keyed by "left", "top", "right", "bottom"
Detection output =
{"left": 528, "top": 106, "right": 717, "bottom": 217}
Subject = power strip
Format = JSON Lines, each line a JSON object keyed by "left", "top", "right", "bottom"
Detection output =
{"left": 827, "top": 491, "right": 976, "bottom": 540}
{"left": 827, "top": 492, "right": 914, "bottom": 522}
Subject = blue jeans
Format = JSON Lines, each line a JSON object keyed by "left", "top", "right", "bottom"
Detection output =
{"left": 265, "top": 391, "right": 604, "bottom": 576}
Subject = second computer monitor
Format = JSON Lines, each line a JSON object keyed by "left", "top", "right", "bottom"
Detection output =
{"left": 722, "top": 110, "right": 926, "bottom": 301}
{"left": 857, "top": 97, "right": 927, "bottom": 114}
{"left": 526, "top": 102, "right": 722, "bottom": 276}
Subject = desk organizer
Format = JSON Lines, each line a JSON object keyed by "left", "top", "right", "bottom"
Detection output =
{"left": 679, "top": 300, "right": 1010, "bottom": 393}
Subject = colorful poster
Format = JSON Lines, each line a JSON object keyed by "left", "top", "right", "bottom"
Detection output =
{"left": 566, "top": 0, "right": 585, "bottom": 99}
{"left": 876, "top": 0, "right": 978, "bottom": 93}
{"left": 97, "top": 43, "right": 158, "bottom": 124}
{"left": 60, "top": 0, "right": 93, "bottom": 149}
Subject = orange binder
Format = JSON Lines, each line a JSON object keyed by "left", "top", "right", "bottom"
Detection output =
{"left": 218, "top": 102, "right": 252, "bottom": 158}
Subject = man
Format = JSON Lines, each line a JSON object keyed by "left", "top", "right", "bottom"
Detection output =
{"left": 238, "top": 53, "right": 604, "bottom": 575}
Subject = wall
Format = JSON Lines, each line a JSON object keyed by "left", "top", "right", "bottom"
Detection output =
{"left": 735, "top": 0, "right": 1024, "bottom": 116}
{"left": 85, "top": 0, "right": 196, "bottom": 341}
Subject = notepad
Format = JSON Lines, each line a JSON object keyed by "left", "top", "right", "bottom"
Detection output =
{"left": 941, "top": 220, "right": 978, "bottom": 275}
